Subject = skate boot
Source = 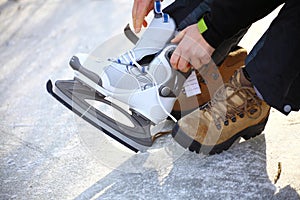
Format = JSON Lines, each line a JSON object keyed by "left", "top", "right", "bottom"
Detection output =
{"left": 171, "top": 47, "right": 247, "bottom": 119}
{"left": 172, "top": 68, "right": 271, "bottom": 155}
{"left": 69, "top": 1, "right": 179, "bottom": 124}
{"left": 47, "top": 0, "right": 185, "bottom": 152}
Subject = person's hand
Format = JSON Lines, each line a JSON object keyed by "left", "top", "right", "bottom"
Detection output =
{"left": 132, "top": 0, "right": 155, "bottom": 33}
{"left": 170, "top": 24, "right": 215, "bottom": 72}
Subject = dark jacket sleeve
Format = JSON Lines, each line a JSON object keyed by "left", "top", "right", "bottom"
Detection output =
{"left": 202, "top": 0, "right": 285, "bottom": 48}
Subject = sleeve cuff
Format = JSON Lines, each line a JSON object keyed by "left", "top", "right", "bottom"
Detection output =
{"left": 197, "top": 17, "right": 208, "bottom": 34}
{"left": 199, "top": 15, "right": 224, "bottom": 49}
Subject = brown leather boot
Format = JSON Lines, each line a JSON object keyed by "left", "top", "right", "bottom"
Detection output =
{"left": 171, "top": 48, "right": 247, "bottom": 119}
{"left": 172, "top": 68, "right": 271, "bottom": 155}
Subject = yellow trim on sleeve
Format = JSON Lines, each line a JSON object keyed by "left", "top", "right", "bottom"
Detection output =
{"left": 197, "top": 17, "right": 208, "bottom": 34}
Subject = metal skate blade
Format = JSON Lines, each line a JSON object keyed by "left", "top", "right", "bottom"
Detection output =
{"left": 46, "top": 79, "right": 154, "bottom": 153}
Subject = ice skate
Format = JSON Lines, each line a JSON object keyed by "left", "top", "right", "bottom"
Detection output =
{"left": 47, "top": 1, "right": 189, "bottom": 152}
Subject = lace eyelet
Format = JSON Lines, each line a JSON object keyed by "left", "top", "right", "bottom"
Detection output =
{"left": 231, "top": 117, "right": 237, "bottom": 122}
{"left": 224, "top": 120, "right": 229, "bottom": 126}
{"left": 249, "top": 108, "right": 258, "bottom": 115}
{"left": 239, "top": 113, "right": 244, "bottom": 118}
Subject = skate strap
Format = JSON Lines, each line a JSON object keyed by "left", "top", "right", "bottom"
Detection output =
{"left": 154, "top": 1, "right": 162, "bottom": 14}
{"left": 163, "top": 13, "right": 169, "bottom": 23}
{"left": 154, "top": 1, "right": 169, "bottom": 23}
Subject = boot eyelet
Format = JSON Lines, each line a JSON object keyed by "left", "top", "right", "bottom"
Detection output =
{"left": 224, "top": 120, "right": 229, "bottom": 126}
{"left": 239, "top": 113, "right": 244, "bottom": 118}
{"left": 249, "top": 108, "right": 258, "bottom": 115}
{"left": 231, "top": 117, "right": 236, "bottom": 122}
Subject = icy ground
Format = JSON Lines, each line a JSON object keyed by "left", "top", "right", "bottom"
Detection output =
{"left": 0, "top": 0, "right": 300, "bottom": 199}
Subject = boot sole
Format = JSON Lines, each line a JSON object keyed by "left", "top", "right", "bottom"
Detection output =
{"left": 172, "top": 116, "right": 269, "bottom": 155}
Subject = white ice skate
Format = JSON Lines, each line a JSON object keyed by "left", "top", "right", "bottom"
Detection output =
{"left": 47, "top": 1, "right": 190, "bottom": 152}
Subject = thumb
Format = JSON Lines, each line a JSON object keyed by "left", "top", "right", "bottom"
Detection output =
{"left": 171, "top": 30, "right": 186, "bottom": 43}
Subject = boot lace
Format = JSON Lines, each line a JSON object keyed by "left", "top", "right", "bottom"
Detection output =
{"left": 202, "top": 72, "right": 262, "bottom": 130}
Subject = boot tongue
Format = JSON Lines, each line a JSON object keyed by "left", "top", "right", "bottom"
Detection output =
{"left": 205, "top": 70, "right": 245, "bottom": 120}
{"left": 224, "top": 70, "right": 248, "bottom": 115}
{"left": 226, "top": 87, "right": 245, "bottom": 108}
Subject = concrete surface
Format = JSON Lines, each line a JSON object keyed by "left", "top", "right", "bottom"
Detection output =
{"left": 0, "top": 0, "right": 300, "bottom": 199}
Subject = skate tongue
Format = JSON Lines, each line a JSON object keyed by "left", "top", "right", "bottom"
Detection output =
{"left": 132, "top": 15, "right": 176, "bottom": 61}
{"left": 115, "top": 17, "right": 175, "bottom": 66}
{"left": 116, "top": 0, "right": 175, "bottom": 65}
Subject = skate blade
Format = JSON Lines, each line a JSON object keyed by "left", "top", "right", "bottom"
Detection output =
{"left": 46, "top": 79, "right": 155, "bottom": 153}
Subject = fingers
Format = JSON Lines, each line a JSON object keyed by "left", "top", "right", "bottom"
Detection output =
{"left": 170, "top": 30, "right": 192, "bottom": 72}
{"left": 171, "top": 43, "right": 209, "bottom": 72}
{"left": 170, "top": 49, "right": 180, "bottom": 70}
{"left": 170, "top": 47, "right": 191, "bottom": 73}
{"left": 170, "top": 24, "right": 215, "bottom": 72}
{"left": 132, "top": 0, "right": 138, "bottom": 31}
{"left": 170, "top": 30, "right": 187, "bottom": 71}
{"left": 132, "top": 5, "right": 144, "bottom": 33}
{"left": 143, "top": 20, "right": 148, "bottom": 28}
{"left": 172, "top": 46, "right": 211, "bottom": 72}
{"left": 178, "top": 57, "right": 191, "bottom": 73}
{"left": 171, "top": 30, "right": 186, "bottom": 43}
{"left": 132, "top": 0, "right": 153, "bottom": 33}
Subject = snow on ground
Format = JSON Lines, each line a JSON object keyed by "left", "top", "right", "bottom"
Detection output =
{"left": 0, "top": 0, "right": 300, "bottom": 199}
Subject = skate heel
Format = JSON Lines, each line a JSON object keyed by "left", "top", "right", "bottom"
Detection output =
{"left": 242, "top": 116, "right": 269, "bottom": 140}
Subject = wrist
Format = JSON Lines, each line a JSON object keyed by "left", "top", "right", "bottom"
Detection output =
{"left": 196, "top": 18, "right": 215, "bottom": 55}
{"left": 193, "top": 23, "right": 214, "bottom": 56}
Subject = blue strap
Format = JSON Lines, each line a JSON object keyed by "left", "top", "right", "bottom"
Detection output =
{"left": 163, "top": 13, "right": 169, "bottom": 23}
{"left": 154, "top": 1, "right": 169, "bottom": 23}
{"left": 142, "top": 67, "right": 146, "bottom": 73}
{"left": 154, "top": 1, "right": 162, "bottom": 14}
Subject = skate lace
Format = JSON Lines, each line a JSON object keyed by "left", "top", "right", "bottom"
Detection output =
{"left": 109, "top": 50, "right": 153, "bottom": 85}
{"left": 110, "top": 49, "right": 178, "bottom": 123}
{"left": 203, "top": 75, "right": 262, "bottom": 130}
